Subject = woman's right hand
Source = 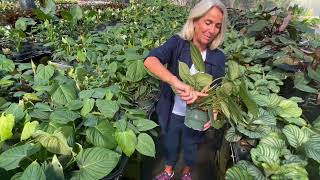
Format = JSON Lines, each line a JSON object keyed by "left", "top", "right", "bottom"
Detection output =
{"left": 170, "top": 76, "right": 208, "bottom": 104}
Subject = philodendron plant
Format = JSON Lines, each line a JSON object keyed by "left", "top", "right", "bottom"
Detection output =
{"left": 178, "top": 42, "right": 258, "bottom": 131}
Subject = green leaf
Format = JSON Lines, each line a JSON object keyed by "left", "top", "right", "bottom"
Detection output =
{"left": 51, "top": 84, "right": 77, "bottom": 105}
{"left": 50, "top": 109, "right": 80, "bottom": 124}
{"left": 294, "top": 72, "right": 318, "bottom": 93}
{"left": 225, "top": 126, "right": 241, "bottom": 142}
{"left": 0, "top": 55, "right": 15, "bottom": 72}
{"left": 283, "top": 117, "right": 307, "bottom": 126}
{"left": 0, "top": 143, "right": 40, "bottom": 170}
{"left": 136, "top": 133, "right": 155, "bottom": 157}
{"left": 237, "top": 125, "right": 271, "bottom": 139}
{"left": 20, "top": 161, "right": 45, "bottom": 180}
{"left": 33, "top": 130, "right": 72, "bottom": 155}
{"left": 192, "top": 73, "right": 213, "bottom": 90}
{"left": 70, "top": 5, "right": 83, "bottom": 21}
{"left": 21, "top": 121, "right": 39, "bottom": 141}
{"left": 4, "top": 103, "right": 25, "bottom": 121}
{"left": 247, "top": 20, "right": 268, "bottom": 33}
{"left": 83, "top": 114, "right": 98, "bottom": 127}
{"left": 307, "top": 66, "right": 320, "bottom": 82}
{"left": 226, "top": 166, "right": 254, "bottom": 180}
{"left": 235, "top": 160, "right": 266, "bottom": 180}
{"left": 227, "top": 60, "right": 241, "bottom": 80}
{"left": 126, "top": 60, "right": 147, "bottom": 82}
{"left": 252, "top": 109, "right": 276, "bottom": 126}
{"left": 96, "top": 99, "right": 119, "bottom": 118}
{"left": 190, "top": 43, "right": 205, "bottom": 72}
{"left": 239, "top": 80, "right": 259, "bottom": 117}
{"left": 132, "top": 119, "right": 158, "bottom": 131}
{"left": 66, "top": 99, "right": 83, "bottom": 110}
{"left": 92, "top": 88, "right": 107, "bottom": 99}
{"left": 178, "top": 61, "right": 194, "bottom": 86}
{"left": 282, "top": 125, "right": 310, "bottom": 149}
{"left": 86, "top": 120, "right": 117, "bottom": 149}
{"left": 43, "top": 155, "right": 64, "bottom": 180}
{"left": 251, "top": 144, "right": 280, "bottom": 167}
{"left": 36, "top": 64, "right": 55, "bottom": 81}
{"left": 304, "top": 133, "right": 320, "bottom": 163}
{"left": 15, "top": 17, "right": 36, "bottom": 31}
{"left": 0, "top": 113, "right": 15, "bottom": 142}
{"left": 253, "top": 94, "right": 282, "bottom": 108}
{"left": 278, "top": 100, "right": 302, "bottom": 118}
{"left": 114, "top": 118, "right": 127, "bottom": 131}
{"left": 115, "top": 130, "right": 137, "bottom": 157}
{"left": 271, "top": 164, "right": 308, "bottom": 180}
{"left": 79, "top": 90, "right": 94, "bottom": 99}
{"left": 74, "top": 147, "right": 120, "bottom": 180}
{"left": 80, "top": 99, "right": 95, "bottom": 116}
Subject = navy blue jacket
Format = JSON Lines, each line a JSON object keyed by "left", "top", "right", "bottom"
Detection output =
{"left": 145, "top": 35, "right": 226, "bottom": 133}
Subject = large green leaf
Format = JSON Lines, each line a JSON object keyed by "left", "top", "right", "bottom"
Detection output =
{"left": 70, "top": 5, "right": 83, "bottom": 21}
{"left": 20, "top": 161, "right": 45, "bottom": 180}
{"left": 307, "top": 66, "right": 320, "bottom": 82}
{"left": 51, "top": 84, "right": 77, "bottom": 105}
{"left": 80, "top": 99, "right": 95, "bottom": 116}
{"left": 251, "top": 144, "right": 280, "bottom": 167}
{"left": 271, "top": 164, "right": 308, "bottom": 180}
{"left": 0, "top": 55, "right": 15, "bottom": 72}
{"left": 136, "top": 133, "right": 155, "bottom": 157}
{"left": 247, "top": 20, "right": 268, "bottom": 33}
{"left": 226, "top": 166, "right": 254, "bottom": 180}
{"left": 294, "top": 72, "right": 317, "bottom": 93}
{"left": 282, "top": 125, "right": 310, "bottom": 149}
{"left": 278, "top": 99, "right": 302, "bottom": 118}
{"left": 253, "top": 94, "right": 282, "bottom": 108}
{"left": 36, "top": 64, "right": 55, "bottom": 81}
{"left": 4, "top": 103, "right": 25, "bottom": 121}
{"left": 43, "top": 155, "right": 64, "bottom": 180}
{"left": 115, "top": 130, "right": 137, "bottom": 157}
{"left": 96, "top": 99, "right": 119, "bottom": 118}
{"left": 225, "top": 126, "right": 242, "bottom": 142}
{"left": 190, "top": 43, "right": 205, "bottom": 72}
{"left": 132, "top": 118, "right": 158, "bottom": 131}
{"left": 239, "top": 80, "right": 259, "bottom": 117}
{"left": 15, "top": 17, "right": 36, "bottom": 31}
{"left": 0, "top": 143, "right": 40, "bottom": 170}
{"left": 79, "top": 89, "right": 94, "bottom": 99}
{"left": 0, "top": 113, "right": 15, "bottom": 141}
{"left": 74, "top": 147, "right": 120, "bottom": 180}
{"left": 86, "top": 120, "right": 117, "bottom": 149}
{"left": 178, "top": 61, "right": 194, "bottom": 86}
{"left": 49, "top": 109, "right": 80, "bottom": 124}
{"left": 252, "top": 109, "right": 276, "bottom": 126}
{"left": 21, "top": 121, "right": 39, "bottom": 141}
{"left": 235, "top": 160, "right": 267, "bottom": 180}
{"left": 237, "top": 125, "right": 271, "bottom": 139}
{"left": 227, "top": 60, "right": 241, "bottom": 80}
{"left": 126, "top": 60, "right": 147, "bottom": 82}
{"left": 192, "top": 73, "right": 213, "bottom": 90}
{"left": 33, "top": 130, "right": 72, "bottom": 155}
{"left": 304, "top": 133, "right": 320, "bottom": 163}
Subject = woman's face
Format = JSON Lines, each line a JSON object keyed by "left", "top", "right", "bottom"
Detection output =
{"left": 193, "top": 6, "right": 223, "bottom": 50}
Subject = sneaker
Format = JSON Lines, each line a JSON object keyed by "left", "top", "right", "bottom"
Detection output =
{"left": 152, "top": 171, "right": 174, "bottom": 180}
{"left": 181, "top": 172, "right": 192, "bottom": 180}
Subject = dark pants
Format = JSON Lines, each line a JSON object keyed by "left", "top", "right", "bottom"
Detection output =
{"left": 164, "top": 113, "right": 204, "bottom": 167}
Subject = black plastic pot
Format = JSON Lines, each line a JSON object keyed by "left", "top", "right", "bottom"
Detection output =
{"left": 102, "top": 155, "right": 128, "bottom": 180}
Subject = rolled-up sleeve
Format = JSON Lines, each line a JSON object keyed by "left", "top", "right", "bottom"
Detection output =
{"left": 145, "top": 35, "right": 179, "bottom": 65}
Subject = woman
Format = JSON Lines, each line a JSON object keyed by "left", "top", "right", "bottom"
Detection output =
{"left": 144, "top": 0, "right": 228, "bottom": 179}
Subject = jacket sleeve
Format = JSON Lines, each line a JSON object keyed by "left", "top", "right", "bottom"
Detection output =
{"left": 144, "top": 35, "right": 180, "bottom": 65}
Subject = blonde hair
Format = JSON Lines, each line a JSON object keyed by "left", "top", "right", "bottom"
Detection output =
{"left": 178, "top": 0, "right": 228, "bottom": 50}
